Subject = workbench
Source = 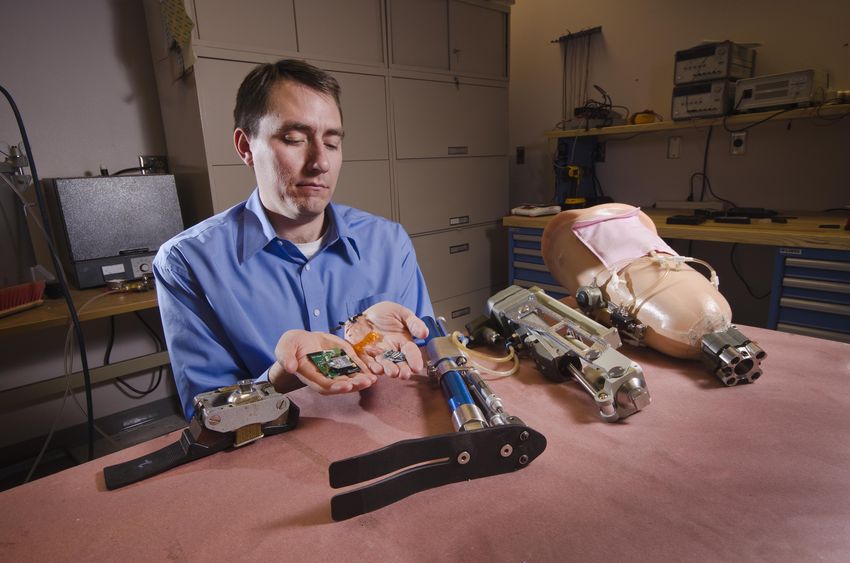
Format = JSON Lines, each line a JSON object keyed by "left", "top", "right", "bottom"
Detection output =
{"left": 0, "top": 287, "right": 168, "bottom": 409}
{"left": 504, "top": 209, "right": 850, "bottom": 342}
{"left": 0, "top": 325, "right": 847, "bottom": 561}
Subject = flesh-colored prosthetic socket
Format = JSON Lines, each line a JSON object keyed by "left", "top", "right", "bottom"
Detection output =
{"left": 541, "top": 203, "right": 765, "bottom": 385}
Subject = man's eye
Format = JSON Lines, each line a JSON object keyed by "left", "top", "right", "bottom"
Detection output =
{"left": 283, "top": 137, "right": 305, "bottom": 144}
{"left": 325, "top": 143, "right": 340, "bottom": 150}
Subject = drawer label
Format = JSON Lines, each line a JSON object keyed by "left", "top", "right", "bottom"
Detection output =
{"left": 449, "top": 216, "right": 469, "bottom": 226}
{"left": 779, "top": 248, "right": 803, "bottom": 256}
{"left": 449, "top": 243, "right": 470, "bottom": 254}
{"left": 451, "top": 307, "right": 471, "bottom": 319}
{"left": 447, "top": 146, "right": 469, "bottom": 155}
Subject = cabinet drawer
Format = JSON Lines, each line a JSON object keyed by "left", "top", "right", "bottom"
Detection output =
{"left": 334, "top": 160, "right": 392, "bottom": 220}
{"left": 448, "top": 0, "right": 507, "bottom": 78}
{"left": 208, "top": 161, "right": 392, "bottom": 220}
{"left": 209, "top": 164, "right": 255, "bottom": 214}
{"left": 396, "top": 157, "right": 508, "bottom": 234}
{"left": 412, "top": 224, "right": 506, "bottom": 302}
{"left": 389, "top": 0, "right": 449, "bottom": 71}
{"left": 508, "top": 228, "right": 569, "bottom": 297}
{"left": 294, "top": 0, "right": 384, "bottom": 64}
{"left": 193, "top": 0, "right": 297, "bottom": 53}
{"left": 770, "top": 248, "right": 850, "bottom": 341}
{"left": 392, "top": 78, "right": 507, "bottom": 158}
{"left": 196, "top": 59, "right": 389, "bottom": 166}
{"left": 432, "top": 286, "right": 495, "bottom": 334}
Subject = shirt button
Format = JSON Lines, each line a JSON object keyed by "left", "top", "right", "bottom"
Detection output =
{"left": 276, "top": 240, "right": 283, "bottom": 246}
{"left": 313, "top": 308, "right": 321, "bottom": 317}
{"left": 305, "top": 264, "right": 311, "bottom": 271}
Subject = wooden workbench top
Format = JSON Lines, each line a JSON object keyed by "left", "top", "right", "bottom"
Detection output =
{"left": 503, "top": 208, "right": 850, "bottom": 251}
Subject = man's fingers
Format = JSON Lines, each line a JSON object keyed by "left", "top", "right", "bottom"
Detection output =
{"left": 400, "top": 340, "right": 424, "bottom": 373}
{"left": 378, "top": 356, "right": 400, "bottom": 378}
{"left": 404, "top": 313, "right": 429, "bottom": 340}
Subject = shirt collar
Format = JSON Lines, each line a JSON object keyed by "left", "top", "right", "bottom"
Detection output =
{"left": 242, "top": 189, "right": 361, "bottom": 263}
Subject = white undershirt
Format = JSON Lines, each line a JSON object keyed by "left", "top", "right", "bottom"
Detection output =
{"left": 293, "top": 234, "right": 324, "bottom": 259}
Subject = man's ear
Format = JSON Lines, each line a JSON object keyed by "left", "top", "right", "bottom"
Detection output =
{"left": 234, "top": 128, "right": 253, "bottom": 167}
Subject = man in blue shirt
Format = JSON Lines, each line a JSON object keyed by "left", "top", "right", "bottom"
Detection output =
{"left": 154, "top": 60, "right": 434, "bottom": 419}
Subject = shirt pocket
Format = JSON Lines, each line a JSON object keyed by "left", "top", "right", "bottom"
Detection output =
{"left": 346, "top": 293, "right": 391, "bottom": 318}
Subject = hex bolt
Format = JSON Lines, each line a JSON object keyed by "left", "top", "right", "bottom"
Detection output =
{"left": 518, "top": 454, "right": 529, "bottom": 465}
{"left": 519, "top": 431, "right": 529, "bottom": 441}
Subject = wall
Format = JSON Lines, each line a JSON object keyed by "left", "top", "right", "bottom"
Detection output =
{"left": 0, "top": 0, "right": 176, "bottom": 449}
{"left": 509, "top": 0, "right": 850, "bottom": 326}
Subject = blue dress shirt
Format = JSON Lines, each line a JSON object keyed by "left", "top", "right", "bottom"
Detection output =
{"left": 153, "top": 189, "right": 434, "bottom": 419}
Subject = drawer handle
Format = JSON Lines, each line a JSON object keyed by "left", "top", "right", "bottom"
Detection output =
{"left": 448, "top": 146, "right": 469, "bottom": 155}
{"left": 449, "top": 243, "right": 470, "bottom": 254}
{"left": 449, "top": 215, "right": 469, "bottom": 226}
{"left": 451, "top": 306, "right": 471, "bottom": 319}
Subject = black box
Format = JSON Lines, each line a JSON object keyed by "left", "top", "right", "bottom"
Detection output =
{"left": 43, "top": 175, "right": 184, "bottom": 288}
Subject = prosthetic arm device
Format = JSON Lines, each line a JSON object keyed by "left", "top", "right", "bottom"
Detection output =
{"left": 103, "top": 381, "right": 299, "bottom": 489}
{"left": 479, "top": 285, "right": 649, "bottom": 422}
{"left": 327, "top": 317, "right": 546, "bottom": 521}
{"left": 541, "top": 203, "right": 766, "bottom": 386}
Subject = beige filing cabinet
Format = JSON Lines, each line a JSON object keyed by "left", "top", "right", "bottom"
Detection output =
{"left": 143, "top": 0, "right": 510, "bottom": 332}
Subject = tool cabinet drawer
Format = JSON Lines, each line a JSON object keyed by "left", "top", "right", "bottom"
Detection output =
{"left": 768, "top": 248, "right": 850, "bottom": 341}
{"left": 508, "top": 228, "right": 569, "bottom": 298}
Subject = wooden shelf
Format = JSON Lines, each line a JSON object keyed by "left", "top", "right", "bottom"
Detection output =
{"left": 0, "top": 287, "right": 159, "bottom": 336}
{"left": 544, "top": 103, "right": 850, "bottom": 139}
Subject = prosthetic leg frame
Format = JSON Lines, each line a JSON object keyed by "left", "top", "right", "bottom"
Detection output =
{"left": 479, "top": 285, "right": 650, "bottom": 422}
{"left": 328, "top": 317, "right": 546, "bottom": 521}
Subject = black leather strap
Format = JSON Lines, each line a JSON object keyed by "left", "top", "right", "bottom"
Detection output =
{"left": 103, "top": 428, "right": 231, "bottom": 490}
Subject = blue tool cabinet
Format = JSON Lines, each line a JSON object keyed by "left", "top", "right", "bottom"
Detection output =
{"left": 508, "top": 227, "right": 569, "bottom": 298}
{"left": 767, "top": 247, "right": 850, "bottom": 343}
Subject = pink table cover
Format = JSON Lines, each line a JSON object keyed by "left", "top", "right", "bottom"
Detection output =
{"left": 2, "top": 326, "right": 849, "bottom": 562}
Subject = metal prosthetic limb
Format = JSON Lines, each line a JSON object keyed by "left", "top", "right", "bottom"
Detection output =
{"left": 700, "top": 326, "right": 766, "bottom": 386}
{"left": 328, "top": 317, "right": 546, "bottom": 521}
{"left": 103, "top": 381, "right": 299, "bottom": 489}
{"left": 482, "top": 285, "right": 650, "bottom": 422}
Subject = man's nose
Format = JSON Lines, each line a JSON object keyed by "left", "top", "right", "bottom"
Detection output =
{"left": 307, "top": 143, "right": 330, "bottom": 174}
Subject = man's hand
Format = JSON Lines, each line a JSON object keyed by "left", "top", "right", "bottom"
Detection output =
{"left": 345, "top": 301, "right": 429, "bottom": 379}
{"left": 270, "top": 330, "right": 376, "bottom": 394}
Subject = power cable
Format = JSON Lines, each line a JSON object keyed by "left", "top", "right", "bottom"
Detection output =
{"left": 1, "top": 83, "right": 96, "bottom": 460}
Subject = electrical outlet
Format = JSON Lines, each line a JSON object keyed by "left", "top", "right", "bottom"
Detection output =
{"left": 667, "top": 136, "right": 681, "bottom": 159}
{"left": 138, "top": 155, "right": 169, "bottom": 174}
{"left": 730, "top": 132, "right": 747, "bottom": 156}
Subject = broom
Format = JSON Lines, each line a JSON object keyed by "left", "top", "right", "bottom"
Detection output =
{"left": 0, "top": 280, "right": 46, "bottom": 318}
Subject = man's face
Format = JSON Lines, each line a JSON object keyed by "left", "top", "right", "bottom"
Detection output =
{"left": 237, "top": 80, "right": 344, "bottom": 224}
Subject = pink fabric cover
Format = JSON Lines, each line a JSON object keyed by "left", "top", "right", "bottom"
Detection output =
{"left": 1, "top": 326, "right": 849, "bottom": 562}
{"left": 571, "top": 207, "right": 677, "bottom": 270}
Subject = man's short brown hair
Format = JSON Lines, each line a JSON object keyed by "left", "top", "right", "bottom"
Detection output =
{"left": 233, "top": 59, "right": 342, "bottom": 136}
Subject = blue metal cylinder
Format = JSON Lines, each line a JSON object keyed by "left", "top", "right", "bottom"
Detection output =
{"left": 440, "top": 369, "right": 475, "bottom": 412}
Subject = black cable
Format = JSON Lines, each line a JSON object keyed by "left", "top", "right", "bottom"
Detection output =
{"left": 730, "top": 243, "right": 770, "bottom": 299}
{"left": 110, "top": 167, "right": 146, "bottom": 176}
{"left": 104, "top": 313, "right": 165, "bottom": 397}
{"left": 688, "top": 126, "right": 714, "bottom": 201}
{"left": 1, "top": 83, "right": 96, "bottom": 461}
{"left": 722, "top": 106, "right": 795, "bottom": 133}
{"left": 690, "top": 173, "right": 737, "bottom": 208}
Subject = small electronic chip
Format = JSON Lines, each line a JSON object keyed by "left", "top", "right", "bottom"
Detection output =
{"left": 308, "top": 348, "right": 361, "bottom": 378}
{"left": 383, "top": 350, "right": 407, "bottom": 364}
